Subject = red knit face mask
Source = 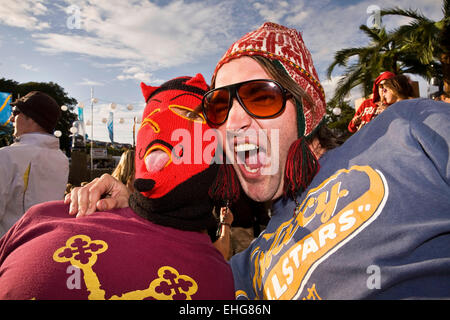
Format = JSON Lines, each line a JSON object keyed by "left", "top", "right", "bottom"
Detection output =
{"left": 135, "top": 74, "right": 217, "bottom": 199}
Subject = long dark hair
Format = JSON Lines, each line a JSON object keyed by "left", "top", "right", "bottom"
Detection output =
{"left": 250, "top": 55, "right": 343, "bottom": 151}
{"left": 383, "top": 75, "right": 415, "bottom": 100}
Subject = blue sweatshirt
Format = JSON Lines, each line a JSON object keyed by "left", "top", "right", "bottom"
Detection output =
{"left": 230, "top": 98, "right": 450, "bottom": 300}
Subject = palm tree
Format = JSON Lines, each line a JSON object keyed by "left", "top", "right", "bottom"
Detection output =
{"left": 380, "top": 0, "right": 450, "bottom": 94}
{"left": 326, "top": 25, "right": 403, "bottom": 103}
{"left": 327, "top": 0, "right": 450, "bottom": 102}
{"left": 0, "top": 123, "right": 13, "bottom": 147}
{"left": 440, "top": 22, "right": 450, "bottom": 93}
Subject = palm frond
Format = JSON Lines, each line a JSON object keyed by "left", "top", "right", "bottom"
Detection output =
{"left": 359, "top": 25, "right": 384, "bottom": 42}
{"left": 326, "top": 47, "right": 366, "bottom": 78}
{"left": 327, "top": 0, "right": 449, "bottom": 102}
{"left": 443, "top": 0, "right": 450, "bottom": 18}
{"left": 330, "top": 64, "right": 365, "bottom": 103}
{"left": 380, "top": 7, "right": 432, "bottom": 23}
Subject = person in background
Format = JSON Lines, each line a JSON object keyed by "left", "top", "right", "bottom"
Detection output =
{"left": 0, "top": 91, "right": 68, "bottom": 236}
{"left": 374, "top": 74, "right": 415, "bottom": 116}
{"left": 207, "top": 22, "right": 450, "bottom": 300}
{"left": 438, "top": 92, "right": 450, "bottom": 103}
{"left": 348, "top": 71, "right": 395, "bottom": 133}
{"left": 111, "top": 149, "right": 135, "bottom": 193}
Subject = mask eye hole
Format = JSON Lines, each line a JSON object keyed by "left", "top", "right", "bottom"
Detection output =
{"left": 172, "top": 144, "right": 184, "bottom": 160}
{"left": 169, "top": 105, "right": 205, "bottom": 123}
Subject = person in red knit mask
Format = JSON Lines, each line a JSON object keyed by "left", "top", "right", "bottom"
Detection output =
{"left": 0, "top": 74, "right": 235, "bottom": 300}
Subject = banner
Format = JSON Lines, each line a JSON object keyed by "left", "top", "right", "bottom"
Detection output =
{"left": 78, "top": 106, "right": 84, "bottom": 122}
{"left": 107, "top": 111, "right": 114, "bottom": 143}
{"left": 0, "top": 92, "right": 12, "bottom": 126}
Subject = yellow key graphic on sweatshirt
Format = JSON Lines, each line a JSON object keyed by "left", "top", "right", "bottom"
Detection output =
{"left": 53, "top": 234, "right": 198, "bottom": 300}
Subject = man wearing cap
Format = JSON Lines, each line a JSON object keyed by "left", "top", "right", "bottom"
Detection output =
{"left": 65, "top": 22, "right": 450, "bottom": 299}
{"left": 207, "top": 23, "right": 450, "bottom": 300}
{"left": 0, "top": 91, "right": 69, "bottom": 236}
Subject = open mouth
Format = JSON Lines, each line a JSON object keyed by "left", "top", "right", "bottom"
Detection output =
{"left": 135, "top": 144, "right": 171, "bottom": 193}
{"left": 140, "top": 139, "right": 174, "bottom": 173}
{"left": 234, "top": 141, "right": 268, "bottom": 174}
{"left": 145, "top": 148, "right": 171, "bottom": 173}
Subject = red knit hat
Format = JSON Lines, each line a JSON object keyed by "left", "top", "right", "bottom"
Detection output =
{"left": 372, "top": 71, "right": 396, "bottom": 103}
{"left": 212, "top": 22, "right": 326, "bottom": 199}
{"left": 212, "top": 22, "right": 326, "bottom": 138}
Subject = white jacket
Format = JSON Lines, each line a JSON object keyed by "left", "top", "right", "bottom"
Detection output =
{"left": 0, "top": 133, "right": 69, "bottom": 236}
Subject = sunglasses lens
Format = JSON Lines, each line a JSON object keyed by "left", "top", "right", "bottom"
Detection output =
{"left": 202, "top": 80, "right": 288, "bottom": 125}
{"left": 203, "top": 89, "right": 230, "bottom": 125}
{"left": 238, "top": 81, "right": 284, "bottom": 117}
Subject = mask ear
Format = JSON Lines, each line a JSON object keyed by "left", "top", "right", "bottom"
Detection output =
{"left": 185, "top": 73, "right": 209, "bottom": 91}
{"left": 141, "top": 82, "right": 159, "bottom": 102}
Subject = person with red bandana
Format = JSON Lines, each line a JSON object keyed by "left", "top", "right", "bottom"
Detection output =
{"left": 0, "top": 74, "right": 235, "bottom": 300}
{"left": 348, "top": 71, "right": 395, "bottom": 133}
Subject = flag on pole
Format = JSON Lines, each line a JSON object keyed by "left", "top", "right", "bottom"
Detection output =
{"left": 77, "top": 105, "right": 87, "bottom": 142}
{"left": 78, "top": 106, "right": 84, "bottom": 122}
{"left": 0, "top": 92, "right": 12, "bottom": 126}
{"left": 107, "top": 111, "right": 114, "bottom": 143}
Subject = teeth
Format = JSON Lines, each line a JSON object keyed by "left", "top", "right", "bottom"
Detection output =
{"left": 234, "top": 143, "right": 260, "bottom": 173}
{"left": 235, "top": 143, "right": 259, "bottom": 153}
{"left": 243, "top": 163, "right": 258, "bottom": 173}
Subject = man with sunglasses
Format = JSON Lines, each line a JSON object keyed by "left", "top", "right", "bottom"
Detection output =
{"left": 66, "top": 22, "right": 450, "bottom": 299}
{"left": 0, "top": 91, "right": 69, "bottom": 236}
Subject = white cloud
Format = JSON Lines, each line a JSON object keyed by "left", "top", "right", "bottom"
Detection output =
{"left": 253, "top": 1, "right": 307, "bottom": 24}
{"left": 115, "top": 66, "right": 165, "bottom": 84}
{"left": 31, "top": 0, "right": 232, "bottom": 71}
{"left": 20, "top": 64, "right": 39, "bottom": 72}
{"left": 0, "top": 0, "right": 50, "bottom": 30}
{"left": 77, "top": 78, "right": 104, "bottom": 86}
{"left": 116, "top": 73, "right": 151, "bottom": 82}
{"left": 32, "top": 33, "right": 142, "bottom": 60}
{"left": 321, "top": 75, "right": 343, "bottom": 101}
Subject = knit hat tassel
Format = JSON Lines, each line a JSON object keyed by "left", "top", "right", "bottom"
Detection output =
{"left": 284, "top": 137, "right": 320, "bottom": 199}
{"left": 209, "top": 163, "right": 240, "bottom": 206}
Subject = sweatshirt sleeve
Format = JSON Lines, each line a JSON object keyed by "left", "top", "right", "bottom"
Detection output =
{"left": 348, "top": 99, "right": 369, "bottom": 133}
{"left": 409, "top": 99, "right": 450, "bottom": 184}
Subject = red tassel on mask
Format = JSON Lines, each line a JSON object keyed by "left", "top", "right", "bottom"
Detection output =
{"left": 284, "top": 137, "right": 320, "bottom": 199}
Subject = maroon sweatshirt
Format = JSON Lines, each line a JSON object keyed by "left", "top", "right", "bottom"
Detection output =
{"left": 0, "top": 201, "right": 234, "bottom": 300}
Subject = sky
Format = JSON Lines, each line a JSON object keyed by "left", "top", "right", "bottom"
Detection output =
{"left": 0, "top": 0, "right": 444, "bottom": 144}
